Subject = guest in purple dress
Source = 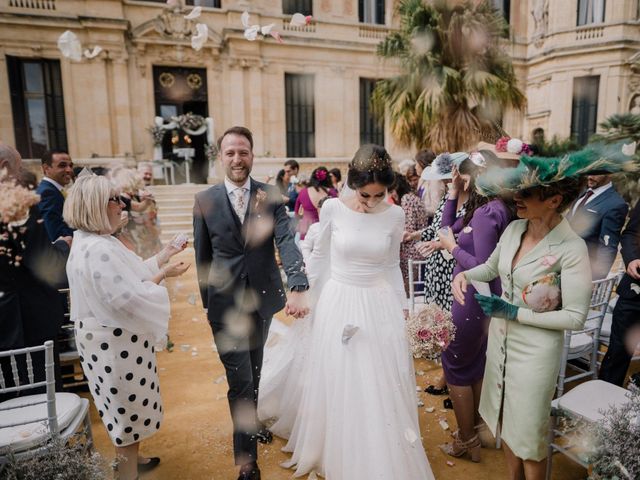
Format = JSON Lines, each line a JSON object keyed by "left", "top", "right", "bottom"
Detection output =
{"left": 437, "top": 153, "right": 513, "bottom": 462}
{"left": 294, "top": 166, "right": 337, "bottom": 240}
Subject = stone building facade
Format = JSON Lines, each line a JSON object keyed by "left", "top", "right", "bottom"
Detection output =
{"left": 1, "top": 0, "right": 639, "bottom": 181}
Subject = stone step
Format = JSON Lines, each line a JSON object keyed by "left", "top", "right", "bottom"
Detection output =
{"left": 157, "top": 213, "right": 193, "bottom": 224}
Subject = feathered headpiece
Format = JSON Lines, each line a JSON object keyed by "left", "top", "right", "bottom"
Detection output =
{"left": 476, "top": 140, "right": 638, "bottom": 197}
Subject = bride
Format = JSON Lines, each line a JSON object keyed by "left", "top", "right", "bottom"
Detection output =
{"left": 259, "top": 145, "right": 435, "bottom": 479}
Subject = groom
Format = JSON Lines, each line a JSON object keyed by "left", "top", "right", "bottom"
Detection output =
{"left": 193, "top": 126, "right": 309, "bottom": 480}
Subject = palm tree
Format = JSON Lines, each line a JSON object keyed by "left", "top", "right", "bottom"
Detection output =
{"left": 592, "top": 113, "right": 640, "bottom": 205}
{"left": 372, "top": 0, "right": 525, "bottom": 152}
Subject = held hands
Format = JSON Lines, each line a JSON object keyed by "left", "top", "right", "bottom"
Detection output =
{"left": 627, "top": 259, "right": 640, "bottom": 280}
{"left": 285, "top": 290, "right": 310, "bottom": 319}
{"left": 474, "top": 294, "right": 519, "bottom": 321}
{"left": 403, "top": 230, "right": 422, "bottom": 243}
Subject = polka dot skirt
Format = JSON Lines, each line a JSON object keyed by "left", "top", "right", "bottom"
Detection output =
{"left": 75, "top": 323, "right": 163, "bottom": 447}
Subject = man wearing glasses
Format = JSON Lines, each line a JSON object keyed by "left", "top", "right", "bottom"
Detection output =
{"left": 36, "top": 150, "right": 75, "bottom": 242}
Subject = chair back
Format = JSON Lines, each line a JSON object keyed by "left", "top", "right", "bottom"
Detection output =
{"left": 0, "top": 341, "right": 59, "bottom": 436}
{"left": 408, "top": 259, "right": 429, "bottom": 314}
{"left": 556, "top": 275, "right": 618, "bottom": 397}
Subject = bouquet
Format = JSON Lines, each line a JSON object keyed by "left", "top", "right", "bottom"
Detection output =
{"left": 522, "top": 272, "right": 561, "bottom": 312}
{"left": 147, "top": 125, "right": 165, "bottom": 146}
{"left": 0, "top": 170, "right": 41, "bottom": 267}
{"left": 406, "top": 303, "right": 456, "bottom": 359}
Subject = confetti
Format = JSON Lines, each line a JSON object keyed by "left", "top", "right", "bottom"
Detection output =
{"left": 191, "top": 23, "right": 208, "bottom": 51}
{"left": 214, "top": 375, "right": 227, "bottom": 384}
{"left": 425, "top": 407, "right": 435, "bottom": 413}
{"left": 439, "top": 419, "right": 450, "bottom": 430}
{"left": 187, "top": 293, "right": 197, "bottom": 305}
{"left": 446, "top": 460, "right": 455, "bottom": 467}
{"left": 83, "top": 46, "right": 102, "bottom": 59}
{"left": 57, "top": 30, "right": 82, "bottom": 62}
{"left": 290, "top": 12, "right": 312, "bottom": 27}
{"left": 184, "top": 6, "right": 202, "bottom": 20}
{"left": 341, "top": 324, "right": 359, "bottom": 344}
{"left": 404, "top": 427, "right": 418, "bottom": 444}
{"left": 180, "top": 344, "right": 191, "bottom": 352}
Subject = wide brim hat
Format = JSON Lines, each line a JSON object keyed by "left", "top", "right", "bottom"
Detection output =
{"left": 476, "top": 141, "right": 520, "bottom": 162}
{"left": 421, "top": 165, "right": 451, "bottom": 181}
{"left": 476, "top": 140, "right": 638, "bottom": 196}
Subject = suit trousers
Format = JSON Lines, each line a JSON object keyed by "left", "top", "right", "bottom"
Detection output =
{"left": 599, "top": 296, "right": 640, "bottom": 387}
{"left": 210, "top": 307, "right": 271, "bottom": 465}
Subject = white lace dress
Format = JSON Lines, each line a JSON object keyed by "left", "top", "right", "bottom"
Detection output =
{"left": 263, "top": 199, "right": 435, "bottom": 479}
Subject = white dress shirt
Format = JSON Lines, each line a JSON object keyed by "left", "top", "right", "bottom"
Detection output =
{"left": 224, "top": 176, "right": 251, "bottom": 219}
{"left": 42, "top": 176, "right": 65, "bottom": 192}
{"left": 571, "top": 182, "right": 612, "bottom": 215}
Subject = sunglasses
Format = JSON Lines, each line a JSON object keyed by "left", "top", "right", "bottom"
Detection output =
{"left": 108, "top": 195, "right": 121, "bottom": 203}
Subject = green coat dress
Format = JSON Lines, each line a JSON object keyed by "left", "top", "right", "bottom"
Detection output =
{"left": 464, "top": 218, "right": 591, "bottom": 461}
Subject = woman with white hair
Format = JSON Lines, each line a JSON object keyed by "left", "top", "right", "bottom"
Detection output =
{"left": 63, "top": 175, "right": 189, "bottom": 480}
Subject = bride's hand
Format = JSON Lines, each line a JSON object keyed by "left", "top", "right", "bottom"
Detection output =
{"left": 452, "top": 272, "right": 468, "bottom": 305}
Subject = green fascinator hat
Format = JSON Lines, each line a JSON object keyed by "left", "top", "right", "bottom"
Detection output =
{"left": 476, "top": 140, "right": 638, "bottom": 197}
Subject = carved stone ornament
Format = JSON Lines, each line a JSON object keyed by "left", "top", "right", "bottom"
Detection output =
{"left": 153, "top": 9, "right": 194, "bottom": 41}
{"left": 531, "top": 0, "right": 549, "bottom": 47}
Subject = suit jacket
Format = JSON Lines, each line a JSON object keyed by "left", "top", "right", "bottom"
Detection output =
{"left": 617, "top": 201, "right": 640, "bottom": 299}
{"left": 36, "top": 179, "right": 74, "bottom": 241}
{"left": 193, "top": 178, "right": 308, "bottom": 324}
{"left": 0, "top": 207, "right": 69, "bottom": 350}
{"left": 566, "top": 187, "right": 628, "bottom": 279}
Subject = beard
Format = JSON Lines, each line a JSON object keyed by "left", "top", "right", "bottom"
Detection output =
{"left": 227, "top": 165, "right": 249, "bottom": 183}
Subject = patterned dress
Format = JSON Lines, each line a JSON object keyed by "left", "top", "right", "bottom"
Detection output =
{"left": 400, "top": 192, "right": 429, "bottom": 296}
{"left": 420, "top": 197, "right": 466, "bottom": 311}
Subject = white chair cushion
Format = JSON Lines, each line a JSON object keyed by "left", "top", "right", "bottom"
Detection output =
{"left": 0, "top": 393, "right": 83, "bottom": 454}
{"left": 569, "top": 333, "right": 593, "bottom": 355}
{"left": 600, "top": 313, "right": 613, "bottom": 339}
{"left": 557, "top": 380, "right": 630, "bottom": 422}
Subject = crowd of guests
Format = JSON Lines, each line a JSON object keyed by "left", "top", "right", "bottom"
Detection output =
{"left": 2, "top": 136, "right": 640, "bottom": 480}
{"left": 271, "top": 138, "right": 639, "bottom": 480}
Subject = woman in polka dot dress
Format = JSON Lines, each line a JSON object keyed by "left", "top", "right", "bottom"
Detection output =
{"left": 63, "top": 175, "right": 190, "bottom": 480}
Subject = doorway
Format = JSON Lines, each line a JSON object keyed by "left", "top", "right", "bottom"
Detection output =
{"left": 153, "top": 66, "right": 209, "bottom": 183}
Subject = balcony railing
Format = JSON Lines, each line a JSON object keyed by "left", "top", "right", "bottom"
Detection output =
{"left": 358, "top": 24, "right": 388, "bottom": 40}
{"left": 8, "top": 0, "right": 55, "bottom": 9}
{"left": 282, "top": 20, "right": 316, "bottom": 33}
{"left": 576, "top": 25, "right": 605, "bottom": 41}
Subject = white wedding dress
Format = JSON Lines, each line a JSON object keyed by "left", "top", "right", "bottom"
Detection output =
{"left": 260, "top": 198, "right": 435, "bottom": 480}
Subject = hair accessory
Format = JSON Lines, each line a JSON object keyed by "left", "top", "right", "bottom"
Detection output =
{"left": 351, "top": 146, "right": 392, "bottom": 173}
{"left": 468, "top": 152, "right": 487, "bottom": 168}
{"left": 314, "top": 169, "right": 328, "bottom": 181}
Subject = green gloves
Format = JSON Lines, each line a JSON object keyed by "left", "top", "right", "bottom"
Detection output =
{"left": 474, "top": 294, "right": 519, "bottom": 321}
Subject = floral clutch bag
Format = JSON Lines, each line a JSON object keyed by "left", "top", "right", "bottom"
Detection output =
{"left": 522, "top": 272, "right": 562, "bottom": 313}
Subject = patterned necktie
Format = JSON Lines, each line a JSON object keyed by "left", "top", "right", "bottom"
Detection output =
{"left": 574, "top": 189, "right": 594, "bottom": 213}
{"left": 233, "top": 188, "right": 247, "bottom": 223}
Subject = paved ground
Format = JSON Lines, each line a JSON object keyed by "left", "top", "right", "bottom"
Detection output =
{"left": 87, "top": 248, "right": 589, "bottom": 479}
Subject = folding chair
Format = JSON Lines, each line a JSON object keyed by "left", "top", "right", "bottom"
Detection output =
{"left": 57, "top": 289, "right": 87, "bottom": 390}
{"left": 545, "top": 380, "right": 630, "bottom": 480}
{"left": 556, "top": 275, "right": 618, "bottom": 397}
{"left": 0, "top": 341, "right": 92, "bottom": 468}
{"left": 407, "top": 259, "right": 429, "bottom": 314}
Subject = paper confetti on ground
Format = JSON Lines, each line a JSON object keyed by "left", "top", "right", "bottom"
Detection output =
{"left": 341, "top": 324, "right": 359, "bottom": 344}
{"left": 439, "top": 419, "right": 450, "bottom": 430}
{"left": 187, "top": 293, "right": 197, "bottom": 305}
{"left": 404, "top": 428, "right": 418, "bottom": 444}
{"left": 425, "top": 407, "right": 435, "bottom": 413}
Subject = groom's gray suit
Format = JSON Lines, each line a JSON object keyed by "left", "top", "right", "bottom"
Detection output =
{"left": 193, "top": 177, "right": 308, "bottom": 465}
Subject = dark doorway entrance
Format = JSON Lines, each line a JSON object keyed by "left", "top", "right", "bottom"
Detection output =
{"left": 153, "top": 66, "right": 209, "bottom": 183}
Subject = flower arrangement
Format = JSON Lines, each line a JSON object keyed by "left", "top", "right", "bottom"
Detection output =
{"left": 205, "top": 143, "right": 218, "bottom": 164}
{"left": 173, "top": 112, "right": 206, "bottom": 131}
{"left": 147, "top": 125, "right": 165, "bottom": 146}
{"left": 586, "top": 385, "right": 640, "bottom": 480}
{"left": 522, "top": 272, "right": 561, "bottom": 313}
{"left": 406, "top": 303, "right": 456, "bottom": 359}
{"left": 495, "top": 136, "right": 533, "bottom": 156}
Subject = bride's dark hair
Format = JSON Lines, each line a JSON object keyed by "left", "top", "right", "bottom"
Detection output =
{"left": 347, "top": 144, "right": 395, "bottom": 189}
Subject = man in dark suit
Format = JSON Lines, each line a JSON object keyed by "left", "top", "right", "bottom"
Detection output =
{"left": 566, "top": 174, "right": 628, "bottom": 279}
{"left": 0, "top": 145, "right": 70, "bottom": 399}
{"left": 36, "top": 149, "right": 74, "bottom": 242}
{"left": 193, "top": 126, "right": 309, "bottom": 480}
{"left": 599, "top": 201, "right": 640, "bottom": 386}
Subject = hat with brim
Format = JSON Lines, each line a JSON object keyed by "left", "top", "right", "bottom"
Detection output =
{"left": 476, "top": 140, "right": 638, "bottom": 197}
{"left": 476, "top": 141, "right": 520, "bottom": 163}
{"left": 421, "top": 152, "right": 456, "bottom": 181}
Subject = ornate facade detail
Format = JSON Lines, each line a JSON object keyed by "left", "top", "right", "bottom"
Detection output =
{"left": 153, "top": 9, "right": 194, "bottom": 41}
{"left": 531, "top": 0, "right": 549, "bottom": 47}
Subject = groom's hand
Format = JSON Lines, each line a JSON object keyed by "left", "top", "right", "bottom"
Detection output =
{"left": 285, "top": 291, "right": 309, "bottom": 318}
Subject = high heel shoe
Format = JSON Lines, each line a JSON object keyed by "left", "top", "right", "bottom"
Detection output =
{"left": 439, "top": 430, "right": 481, "bottom": 463}
{"left": 475, "top": 422, "right": 498, "bottom": 449}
